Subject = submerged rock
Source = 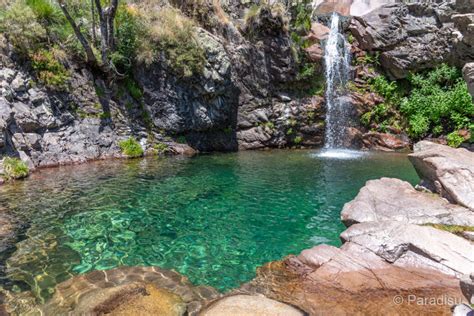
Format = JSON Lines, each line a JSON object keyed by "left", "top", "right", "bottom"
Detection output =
{"left": 3, "top": 267, "right": 220, "bottom": 316}
{"left": 341, "top": 177, "right": 474, "bottom": 227}
{"left": 409, "top": 141, "right": 474, "bottom": 210}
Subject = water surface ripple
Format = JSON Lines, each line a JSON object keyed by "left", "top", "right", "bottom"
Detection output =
{"left": 0, "top": 149, "right": 418, "bottom": 301}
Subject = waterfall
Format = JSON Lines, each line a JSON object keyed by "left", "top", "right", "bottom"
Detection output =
{"left": 323, "top": 12, "right": 352, "bottom": 149}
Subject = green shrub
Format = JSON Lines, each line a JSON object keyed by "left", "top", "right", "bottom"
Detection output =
{"left": 30, "top": 48, "right": 69, "bottom": 89}
{"left": 119, "top": 137, "right": 144, "bottom": 158}
{"left": 137, "top": 7, "right": 205, "bottom": 78}
{"left": 125, "top": 79, "right": 143, "bottom": 100}
{"left": 0, "top": 0, "right": 46, "bottom": 53}
{"left": 26, "top": 0, "right": 62, "bottom": 24}
{"left": 293, "top": 136, "right": 303, "bottom": 144}
{"left": 446, "top": 131, "right": 464, "bottom": 148}
{"left": 400, "top": 64, "right": 473, "bottom": 139}
{"left": 2, "top": 157, "right": 29, "bottom": 180}
{"left": 153, "top": 142, "right": 169, "bottom": 154}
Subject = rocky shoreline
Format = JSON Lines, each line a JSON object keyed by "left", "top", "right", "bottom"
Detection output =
{"left": 1, "top": 141, "right": 472, "bottom": 315}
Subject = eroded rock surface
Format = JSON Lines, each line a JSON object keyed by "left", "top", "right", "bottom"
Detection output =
{"left": 341, "top": 177, "right": 474, "bottom": 226}
{"left": 350, "top": 2, "right": 474, "bottom": 79}
{"left": 409, "top": 141, "right": 474, "bottom": 209}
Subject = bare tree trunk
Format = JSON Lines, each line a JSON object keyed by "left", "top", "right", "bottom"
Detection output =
{"left": 58, "top": 0, "right": 98, "bottom": 66}
{"left": 91, "top": 0, "right": 96, "bottom": 44}
{"left": 106, "top": 0, "right": 119, "bottom": 50}
{"left": 94, "top": 0, "right": 109, "bottom": 68}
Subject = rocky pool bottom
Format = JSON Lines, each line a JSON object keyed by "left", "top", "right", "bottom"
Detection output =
{"left": 0, "top": 149, "right": 420, "bottom": 305}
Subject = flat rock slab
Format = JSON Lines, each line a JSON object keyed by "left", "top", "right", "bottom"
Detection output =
{"left": 341, "top": 221, "right": 474, "bottom": 277}
{"left": 341, "top": 177, "right": 474, "bottom": 227}
{"left": 201, "top": 295, "right": 304, "bottom": 316}
{"left": 409, "top": 141, "right": 474, "bottom": 210}
{"left": 238, "top": 253, "right": 465, "bottom": 315}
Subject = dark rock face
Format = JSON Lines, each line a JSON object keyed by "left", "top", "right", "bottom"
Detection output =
{"left": 350, "top": 2, "right": 474, "bottom": 79}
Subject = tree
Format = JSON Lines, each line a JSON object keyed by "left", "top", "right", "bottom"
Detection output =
{"left": 58, "top": 0, "right": 119, "bottom": 76}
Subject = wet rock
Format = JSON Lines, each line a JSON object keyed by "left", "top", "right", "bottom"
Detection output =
{"left": 341, "top": 221, "right": 474, "bottom": 277}
{"left": 201, "top": 294, "right": 304, "bottom": 316}
{"left": 409, "top": 141, "right": 474, "bottom": 210}
{"left": 341, "top": 178, "right": 474, "bottom": 227}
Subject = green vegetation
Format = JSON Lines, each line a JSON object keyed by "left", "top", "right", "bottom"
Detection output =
{"left": 30, "top": 48, "right": 69, "bottom": 89}
{"left": 424, "top": 223, "right": 474, "bottom": 235}
{"left": 360, "top": 64, "right": 473, "bottom": 144}
{"left": 118, "top": 137, "right": 143, "bottom": 158}
{"left": 1, "top": 157, "right": 29, "bottom": 180}
{"left": 293, "top": 136, "right": 303, "bottom": 144}
{"left": 400, "top": 64, "right": 473, "bottom": 140}
{"left": 137, "top": 7, "right": 205, "bottom": 78}
{"left": 446, "top": 131, "right": 465, "bottom": 148}
{"left": 153, "top": 142, "right": 169, "bottom": 155}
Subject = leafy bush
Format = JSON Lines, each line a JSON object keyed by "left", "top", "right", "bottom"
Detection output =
{"left": 137, "top": 7, "right": 205, "bottom": 78}
{"left": 446, "top": 131, "right": 465, "bottom": 148}
{"left": 30, "top": 48, "right": 69, "bottom": 89}
{"left": 119, "top": 137, "right": 144, "bottom": 158}
{"left": 400, "top": 64, "right": 473, "bottom": 139}
{"left": 1, "top": 157, "right": 29, "bottom": 180}
{"left": 0, "top": 0, "right": 46, "bottom": 53}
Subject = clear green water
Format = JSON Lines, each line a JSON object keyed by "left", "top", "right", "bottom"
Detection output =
{"left": 0, "top": 149, "right": 418, "bottom": 301}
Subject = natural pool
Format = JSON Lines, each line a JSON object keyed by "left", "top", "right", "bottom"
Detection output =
{"left": 0, "top": 149, "right": 418, "bottom": 302}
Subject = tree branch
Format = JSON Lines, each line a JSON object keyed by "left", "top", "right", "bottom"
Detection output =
{"left": 58, "top": 0, "right": 97, "bottom": 66}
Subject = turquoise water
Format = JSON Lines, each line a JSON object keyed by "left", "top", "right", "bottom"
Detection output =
{"left": 0, "top": 149, "right": 418, "bottom": 301}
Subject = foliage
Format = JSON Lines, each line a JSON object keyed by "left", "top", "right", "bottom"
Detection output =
{"left": 0, "top": 0, "right": 46, "bottom": 53}
{"left": 1, "top": 157, "right": 29, "bottom": 180}
{"left": 119, "top": 137, "right": 144, "bottom": 158}
{"left": 400, "top": 64, "right": 473, "bottom": 139}
{"left": 30, "top": 48, "right": 69, "bottom": 89}
{"left": 355, "top": 52, "right": 380, "bottom": 66}
{"left": 124, "top": 78, "right": 143, "bottom": 100}
{"left": 360, "top": 65, "right": 473, "bottom": 140}
{"left": 446, "top": 131, "right": 465, "bottom": 148}
{"left": 153, "top": 142, "right": 169, "bottom": 154}
{"left": 137, "top": 7, "right": 205, "bottom": 78}
{"left": 112, "top": 4, "right": 142, "bottom": 75}
{"left": 293, "top": 136, "right": 303, "bottom": 144}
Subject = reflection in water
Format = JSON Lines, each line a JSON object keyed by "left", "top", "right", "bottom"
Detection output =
{"left": 0, "top": 150, "right": 418, "bottom": 301}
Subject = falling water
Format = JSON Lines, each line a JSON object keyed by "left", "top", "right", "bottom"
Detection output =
{"left": 323, "top": 12, "right": 352, "bottom": 149}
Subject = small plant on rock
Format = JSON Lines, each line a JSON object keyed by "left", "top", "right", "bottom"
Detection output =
{"left": 119, "top": 137, "right": 144, "bottom": 158}
{"left": 1, "top": 157, "right": 29, "bottom": 180}
{"left": 446, "top": 131, "right": 465, "bottom": 148}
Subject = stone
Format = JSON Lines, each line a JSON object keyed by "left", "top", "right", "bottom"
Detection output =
{"left": 31, "top": 267, "right": 220, "bottom": 316}
{"left": 349, "top": 3, "right": 469, "bottom": 79}
{"left": 460, "top": 274, "right": 474, "bottom": 304}
{"left": 341, "top": 178, "right": 474, "bottom": 227}
{"left": 201, "top": 295, "right": 304, "bottom": 316}
{"left": 360, "top": 132, "right": 410, "bottom": 151}
{"left": 340, "top": 221, "right": 474, "bottom": 277}
{"left": 409, "top": 141, "right": 474, "bottom": 210}
{"left": 463, "top": 62, "right": 474, "bottom": 101}
{"left": 452, "top": 304, "right": 474, "bottom": 316}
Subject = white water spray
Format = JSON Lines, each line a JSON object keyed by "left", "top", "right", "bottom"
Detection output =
{"left": 323, "top": 12, "right": 352, "bottom": 149}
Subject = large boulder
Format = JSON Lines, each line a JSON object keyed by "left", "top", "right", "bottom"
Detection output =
{"left": 409, "top": 141, "right": 474, "bottom": 210}
{"left": 340, "top": 221, "right": 474, "bottom": 277}
{"left": 341, "top": 177, "right": 474, "bottom": 226}
{"left": 349, "top": 2, "right": 471, "bottom": 79}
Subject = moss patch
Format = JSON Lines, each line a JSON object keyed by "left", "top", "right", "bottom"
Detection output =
{"left": 119, "top": 137, "right": 144, "bottom": 158}
{"left": 1, "top": 157, "right": 29, "bottom": 180}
